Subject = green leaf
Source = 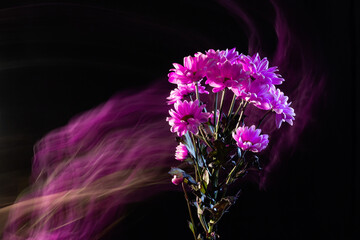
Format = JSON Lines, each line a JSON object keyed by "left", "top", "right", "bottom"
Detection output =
{"left": 197, "top": 205, "right": 204, "bottom": 215}
{"left": 185, "top": 157, "right": 194, "bottom": 165}
{"left": 188, "top": 221, "right": 195, "bottom": 235}
{"left": 200, "top": 183, "right": 206, "bottom": 194}
{"left": 168, "top": 167, "right": 184, "bottom": 176}
{"left": 183, "top": 173, "right": 197, "bottom": 185}
{"left": 203, "top": 170, "right": 210, "bottom": 185}
{"left": 168, "top": 167, "right": 197, "bottom": 185}
{"left": 208, "top": 150, "right": 217, "bottom": 158}
{"left": 235, "top": 169, "right": 246, "bottom": 178}
{"left": 208, "top": 197, "right": 233, "bottom": 223}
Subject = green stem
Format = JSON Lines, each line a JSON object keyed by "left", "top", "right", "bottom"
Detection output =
{"left": 232, "top": 99, "right": 244, "bottom": 120}
{"left": 199, "top": 126, "right": 213, "bottom": 149}
{"left": 224, "top": 99, "right": 244, "bottom": 133}
{"left": 235, "top": 102, "right": 248, "bottom": 129}
{"left": 215, "top": 89, "right": 226, "bottom": 140}
{"left": 257, "top": 110, "right": 272, "bottom": 128}
{"left": 195, "top": 82, "right": 200, "bottom": 104}
{"left": 225, "top": 151, "right": 248, "bottom": 185}
{"left": 213, "top": 92, "right": 218, "bottom": 127}
{"left": 213, "top": 168, "right": 219, "bottom": 201}
{"left": 191, "top": 133, "right": 209, "bottom": 197}
{"left": 191, "top": 133, "right": 200, "bottom": 182}
{"left": 227, "top": 93, "right": 237, "bottom": 118}
{"left": 208, "top": 224, "right": 213, "bottom": 235}
{"left": 196, "top": 198, "right": 208, "bottom": 232}
{"left": 182, "top": 183, "right": 197, "bottom": 240}
{"left": 225, "top": 164, "right": 239, "bottom": 185}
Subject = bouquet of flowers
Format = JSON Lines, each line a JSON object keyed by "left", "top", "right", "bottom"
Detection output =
{"left": 166, "top": 48, "right": 295, "bottom": 239}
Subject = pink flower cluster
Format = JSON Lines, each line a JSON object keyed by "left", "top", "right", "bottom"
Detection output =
{"left": 166, "top": 49, "right": 297, "bottom": 237}
{"left": 166, "top": 48, "right": 296, "bottom": 185}
{"left": 166, "top": 48, "right": 295, "bottom": 129}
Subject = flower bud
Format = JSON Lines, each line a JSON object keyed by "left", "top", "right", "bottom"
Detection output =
{"left": 171, "top": 175, "right": 184, "bottom": 185}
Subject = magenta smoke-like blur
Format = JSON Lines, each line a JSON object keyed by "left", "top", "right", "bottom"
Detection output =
{"left": 2, "top": 84, "right": 176, "bottom": 239}
{"left": 218, "top": 0, "right": 325, "bottom": 187}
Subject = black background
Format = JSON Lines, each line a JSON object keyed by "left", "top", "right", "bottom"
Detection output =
{"left": 0, "top": 0, "right": 359, "bottom": 239}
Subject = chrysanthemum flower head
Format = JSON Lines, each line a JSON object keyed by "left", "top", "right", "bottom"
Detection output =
{"left": 238, "top": 53, "right": 284, "bottom": 85}
{"left": 244, "top": 81, "right": 274, "bottom": 110}
{"left": 275, "top": 105, "right": 295, "bottom": 128}
{"left": 231, "top": 78, "right": 274, "bottom": 111}
{"left": 175, "top": 143, "right": 188, "bottom": 161}
{"left": 270, "top": 87, "right": 289, "bottom": 113}
{"left": 205, "top": 60, "right": 246, "bottom": 93}
{"left": 166, "top": 82, "right": 209, "bottom": 105}
{"left": 168, "top": 53, "right": 209, "bottom": 85}
{"left": 166, "top": 99, "right": 210, "bottom": 136}
{"left": 232, "top": 125, "right": 269, "bottom": 153}
{"left": 270, "top": 88, "right": 296, "bottom": 128}
{"left": 222, "top": 48, "right": 240, "bottom": 62}
{"left": 205, "top": 48, "right": 239, "bottom": 63}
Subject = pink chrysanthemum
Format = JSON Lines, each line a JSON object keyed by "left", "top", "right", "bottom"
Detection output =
{"left": 245, "top": 81, "right": 274, "bottom": 110}
{"left": 271, "top": 88, "right": 295, "bottom": 128}
{"left": 275, "top": 105, "right": 295, "bottom": 128}
{"left": 175, "top": 143, "right": 188, "bottom": 161}
{"left": 230, "top": 79, "right": 274, "bottom": 110}
{"left": 166, "top": 100, "right": 210, "bottom": 136}
{"left": 232, "top": 125, "right": 269, "bottom": 153}
{"left": 166, "top": 82, "right": 209, "bottom": 105}
{"left": 238, "top": 53, "right": 284, "bottom": 85}
{"left": 205, "top": 60, "right": 246, "bottom": 93}
{"left": 205, "top": 48, "right": 239, "bottom": 64}
{"left": 229, "top": 79, "right": 250, "bottom": 99}
{"left": 168, "top": 53, "right": 209, "bottom": 85}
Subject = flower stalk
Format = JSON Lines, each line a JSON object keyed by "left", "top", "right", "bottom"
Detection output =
{"left": 195, "top": 82, "right": 200, "bottom": 103}
{"left": 215, "top": 89, "right": 226, "bottom": 140}
{"left": 213, "top": 92, "right": 218, "bottom": 127}
{"left": 182, "top": 183, "right": 197, "bottom": 240}
{"left": 235, "top": 101, "right": 248, "bottom": 129}
{"left": 257, "top": 109, "right": 272, "bottom": 128}
{"left": 227, "top": 93, "right": 237, "bottom": 118}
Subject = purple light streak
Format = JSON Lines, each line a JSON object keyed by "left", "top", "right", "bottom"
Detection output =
{"left": 2, "top": 84, "right": 176, "bottom": 239}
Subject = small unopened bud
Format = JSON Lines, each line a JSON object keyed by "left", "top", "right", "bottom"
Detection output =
{"left": 171, "top": 175, "right": 184, "bottom": 185}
